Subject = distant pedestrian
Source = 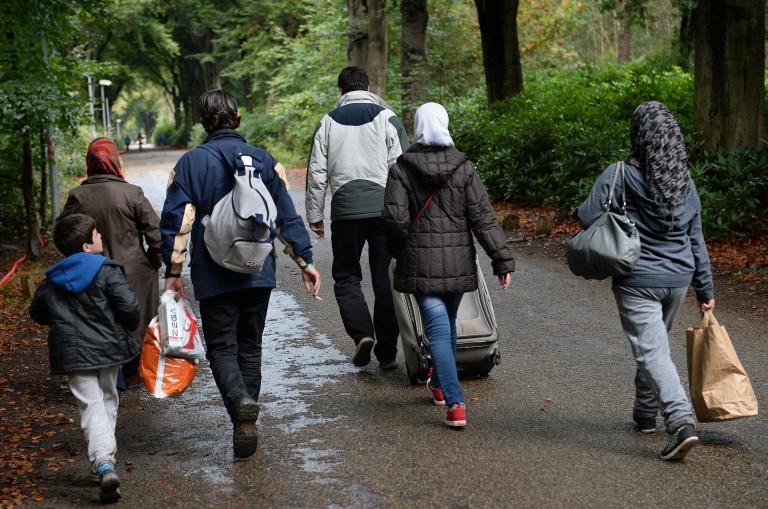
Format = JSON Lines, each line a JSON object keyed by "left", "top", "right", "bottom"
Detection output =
{"left": 160, "top": 89, "right": 320, "bottom": 458}
{"left": 136, "top": 132, "right": 144, "bottom": 151}
{"left": 381, "top": 102, "right": 515, "bottom": 429}
{"left": 61, "top": 137, "right": 162, "bottom": 389}
{"left": 306, "top": 66, "right": 409, "bottom": 369}
{"left": 577, "top": 101, "right": 715, "bottom": 461}
{"left": 158, "top": 132, "right": 167, "bottom": 149}
{"left": 124, "top": 135, "right": 131, "bottom": 152}
{"left": 30, "top": 213, "right": 139, "bottom": 503}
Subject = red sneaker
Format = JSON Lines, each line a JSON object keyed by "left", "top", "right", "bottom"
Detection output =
{"left": 445, "top": 403, "right": 467, "bottom": 428}
{"left": 427, "top": 377, "right": 446, "bottom": 406}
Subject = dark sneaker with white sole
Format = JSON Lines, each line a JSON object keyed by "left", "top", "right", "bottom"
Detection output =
{"left": 97, "top": 463, "right": 121, "bottom": 504}
{"left": 352, "top": 337, "right": 375, "bottom": 367}
{"left": 233, "top": 397, "right": 260, "bottom": 458}
{"left": 660, "top": 424, "right": 698, "bottom": 461}
{"left": 634, "top": 416, "right": 657, "bottom": 433}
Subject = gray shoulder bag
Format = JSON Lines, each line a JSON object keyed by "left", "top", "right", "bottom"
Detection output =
{"left": 566, "top": 161, "right": 641, "bottom": 280}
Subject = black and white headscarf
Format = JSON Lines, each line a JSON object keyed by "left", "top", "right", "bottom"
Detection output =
{"left": 626, "top": 101, "right": 690, "bottom": 207}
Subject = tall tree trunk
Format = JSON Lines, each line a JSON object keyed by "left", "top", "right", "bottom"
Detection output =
{"left": 173, "top": 94, "right": 183, "bottom": 130}
{"left": 347, "top": 0, "right": 368, "bottom": 69}
{"left": 23, "top": 132, "right": 41, "bottom": 258}
{"left": 474, "top": 0, "right": 523, "bottom": 103}
{"left": 617, "top": 0, "right": 631, "bottom": 63}
{"left": 400, "top": 0, "right": 429, "bottom": 132}
{"left": 242, "top": 76, "right": 254, "bottom": 112}
{"left": 367, "top": 0, "right": 387, "bottom": 96}
{"left": 38, "top": 129, "right": 47, "bottom": 226}
{"left": 694, "top": 0, "right": 765, "bottom": 149}
{"left": 678, "top": 3, "right": 695, "bottom": 68}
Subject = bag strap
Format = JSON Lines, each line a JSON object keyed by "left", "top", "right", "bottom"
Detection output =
{"left": 411, "top": 191, "right": 437, "bottom": 224}
{"left": 606, "top": 161, "right": 627, "bottom": 212}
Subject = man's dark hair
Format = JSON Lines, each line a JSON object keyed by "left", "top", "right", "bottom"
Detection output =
{"left": 199, "top": 89, "right": 240, "bottom": 134}
{"left": 53, "top": 213, "right": 97, "bottom": 256}
{"left": 337, "top": 66, "right": 369, "bottom": 94}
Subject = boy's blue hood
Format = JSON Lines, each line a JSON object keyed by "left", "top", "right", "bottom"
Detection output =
{"left": 46, "top": 252, "right": 107, "bottom": 293}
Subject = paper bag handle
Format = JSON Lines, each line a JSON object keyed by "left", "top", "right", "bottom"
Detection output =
{"left": 699, "top": 310, "right": 720, "bottom": 328}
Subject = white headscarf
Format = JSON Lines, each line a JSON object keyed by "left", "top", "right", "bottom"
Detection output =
{"left": 413, "top": 102, "right": 454, "bottom": 147}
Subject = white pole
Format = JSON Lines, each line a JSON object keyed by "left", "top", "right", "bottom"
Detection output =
{"left": 41, "top": 32, "right": 60, "bottom": 220}
{"left": 87, "top": 74, "right": 97, "bottom": 138}
{"left": 105, "top": 96, "right": 112, "bottom": 137}
{"left": 100, "top": 84, "right": 107, "bottom": 135}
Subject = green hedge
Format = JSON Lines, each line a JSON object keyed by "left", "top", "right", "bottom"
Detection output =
{"left": 449, "top": 59, "right": 767, "bottom": 240}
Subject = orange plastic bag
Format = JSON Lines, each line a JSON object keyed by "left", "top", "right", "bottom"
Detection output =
{"left": 139, "top": 317, "right": 199, "bottom": 398}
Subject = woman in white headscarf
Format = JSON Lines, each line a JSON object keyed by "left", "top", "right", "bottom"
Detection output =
{"left": 381, "top": 103, "right": 515, "bottom": 429}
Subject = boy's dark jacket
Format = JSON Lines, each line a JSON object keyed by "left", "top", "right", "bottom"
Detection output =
{"left": 29, "top": 252, "right": 140, "bottom": 375}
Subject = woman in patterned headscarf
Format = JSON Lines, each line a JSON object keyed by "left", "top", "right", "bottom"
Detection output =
{"left": 577, "top": 101, "right": 715, "bottom": 461}
{"left": 61, "top": 138, "right": 162, "bottom": 388}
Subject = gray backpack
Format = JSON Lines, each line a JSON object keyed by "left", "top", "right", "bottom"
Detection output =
{"left": 199, "top": 144, "right": 278, "bottom": 274}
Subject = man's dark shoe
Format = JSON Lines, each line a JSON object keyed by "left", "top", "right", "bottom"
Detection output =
{"left": 634, "top": 416, "right": 657, "bottom": 433}
{"left": 352, "top": 337, "right": 375, "bottom": 367}
{"left": 660, "top": 424, "right": 698, "bottom": 461}
{"left": 97, "top": 463, "right": 121, "bottom": 504}
{"left": 233, "top": 398, "right": 259, "bottom": 458}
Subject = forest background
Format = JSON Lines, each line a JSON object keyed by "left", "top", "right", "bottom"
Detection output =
{"left": 0, "top": 0, "right": 766, "bottom": 267}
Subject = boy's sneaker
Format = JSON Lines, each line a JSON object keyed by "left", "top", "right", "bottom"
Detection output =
{"left": 426, "top": 377, "right": 445, "bottom": 406}
{"left": 233, "top": 397, "right": 260, "bottom": 458}
{"left": 352, "top": 337, "right": 375, "bottom": 367}
{"left": 444, "top": 403, "right": 467, "bottom": 429}
{"left": 659, "top": 424, "right": 699, "bottom": 461}
{"left": 97, "top": 463, "right": 121, "bottom": 504}
{"left": 634, "top": 416, "right": 657, "bottom": 433}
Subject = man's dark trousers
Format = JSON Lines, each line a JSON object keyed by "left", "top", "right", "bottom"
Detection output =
{"left": 331, "top": 217, "right": 399, "bottom": 363}
{"left": 199, "top": 287, "right": 271, "bottom": 421}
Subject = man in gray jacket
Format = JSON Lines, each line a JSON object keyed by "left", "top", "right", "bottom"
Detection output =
{"left": 306, "top": 67, "right": 409, "bottom": 369}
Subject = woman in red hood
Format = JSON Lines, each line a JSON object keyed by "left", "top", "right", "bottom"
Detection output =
{"left": 60, "top": 138, "right": 162, "bottom": 387}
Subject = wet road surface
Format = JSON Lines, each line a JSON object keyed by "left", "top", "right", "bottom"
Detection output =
{"left": 44, "top": 149, "right": 768, "bottom": 507}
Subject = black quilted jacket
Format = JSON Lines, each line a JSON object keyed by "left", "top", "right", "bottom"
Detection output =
{"left": 30, "top": 260, "right": 140, "bottom": 375}
{"left": 382, "top": 144, "right": 515, "bottom": 294}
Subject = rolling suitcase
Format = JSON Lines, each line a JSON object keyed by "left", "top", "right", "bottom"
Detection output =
{"left": 390, "top": 258, "right": 501, "bottom": 385}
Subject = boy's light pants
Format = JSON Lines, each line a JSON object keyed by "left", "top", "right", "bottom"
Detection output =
{"left": 68, "top": 367, "right": 120, "bottom": 472}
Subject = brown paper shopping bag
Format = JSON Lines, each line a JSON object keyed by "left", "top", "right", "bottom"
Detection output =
{"left": 686, "top": 311, "right": 758, "bottom": 422}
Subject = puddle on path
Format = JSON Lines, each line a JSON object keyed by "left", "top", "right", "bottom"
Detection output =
{"left": 151, "top": 290, "right": 355, "bottom": 493}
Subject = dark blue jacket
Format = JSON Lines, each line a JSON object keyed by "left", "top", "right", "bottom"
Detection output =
{"left": 160, "top": 130, "right": 313, "bottom": 301}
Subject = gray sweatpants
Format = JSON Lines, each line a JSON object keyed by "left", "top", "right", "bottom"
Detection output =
{"left": 612, "top": 286, "right": 695, "bottom": 433}
{"left": 68, "top": 367, "right": 120, "bottom": 472}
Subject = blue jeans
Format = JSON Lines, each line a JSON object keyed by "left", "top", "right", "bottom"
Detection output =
{"left": 415, "top": 293, "right": 464, "bottom": 406}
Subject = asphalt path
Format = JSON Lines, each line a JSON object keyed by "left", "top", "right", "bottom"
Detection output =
{"left": 55, "top": 149, "right": 767, "bottom": 508}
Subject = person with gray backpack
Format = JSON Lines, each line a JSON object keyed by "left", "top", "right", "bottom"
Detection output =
{"left": 160, "top": 89, "right": 321, "bottom": 458}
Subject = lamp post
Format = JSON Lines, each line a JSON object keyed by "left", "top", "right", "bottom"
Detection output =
{"left": 98, "top": 79, "right": 112, "bottom": 136}
{"left": 86, "top": 73, "right": 97, "bottom": 138}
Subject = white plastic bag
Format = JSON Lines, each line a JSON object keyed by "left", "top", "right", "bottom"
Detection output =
{"left": 158, "top": 290, "right": 206, "bottom": 360}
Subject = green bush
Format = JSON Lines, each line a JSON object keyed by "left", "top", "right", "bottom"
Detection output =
{"left": 151, "top": 123, "right": 185, "bottom": 147}
{"left": 449, "top": 59, "right": 768, "bottom": 239}
{"left": 690, "top": 149, "right": 768, "bottom": 239}
{"left": 450, "top": 59, "right": 694, "bottom": 213}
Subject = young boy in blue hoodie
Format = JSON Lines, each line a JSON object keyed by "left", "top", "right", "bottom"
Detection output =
{"left": 30, "top": 213, "right": 140, "bottom": 503}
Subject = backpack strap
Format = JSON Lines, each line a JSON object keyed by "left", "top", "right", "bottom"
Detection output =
{"left": 198, "top": 143, "right": 265, "bottom": 176}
